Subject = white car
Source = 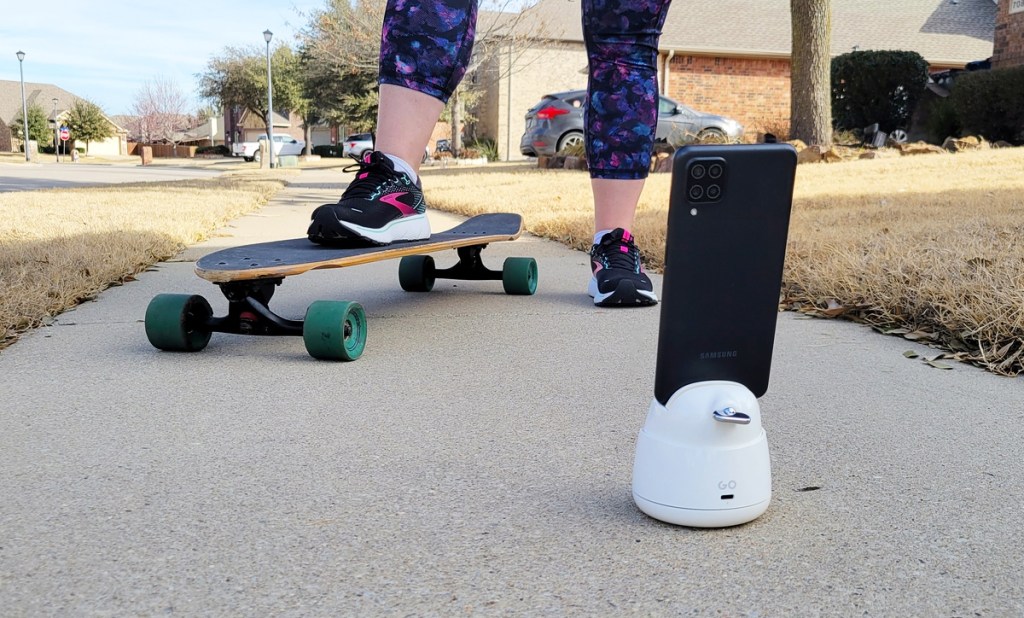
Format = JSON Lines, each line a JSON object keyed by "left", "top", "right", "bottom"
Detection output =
{"left": 341, "top": 132, "right": 431, "bottom": 162}
{"left": 232, "top": 134, "right": 306, "bottom": 162}
{"left": 342, "top": 133, "right": 374, "bottom": 160}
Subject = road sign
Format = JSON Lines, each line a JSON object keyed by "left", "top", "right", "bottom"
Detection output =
{"left": 59, "top": 127, "right": 69, "bottom": 141}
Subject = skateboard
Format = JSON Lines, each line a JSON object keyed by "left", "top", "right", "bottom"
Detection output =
{"left": 144, "top": 213, "right": 537, "bottom": 361}
{"left": 654, "top": 143, "right": 797, "bottom": 402}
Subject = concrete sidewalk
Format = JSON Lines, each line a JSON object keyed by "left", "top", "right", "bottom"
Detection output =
{"left": 2, "top": 168, "right": 1022, "bottom": 615}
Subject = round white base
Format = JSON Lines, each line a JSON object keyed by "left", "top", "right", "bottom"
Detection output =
{"left": 632, "top": 494, "right": 770, "bottom": 528}
{"left": 632, "top": 381, "right": 772, "bottom": 528}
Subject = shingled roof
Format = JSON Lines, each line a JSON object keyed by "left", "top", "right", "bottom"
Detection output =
{"left": 516, "top": 0, "right": 996, "bottom": 65}
{"left": 0, "top": 80, "right": 81, "bottom": 125}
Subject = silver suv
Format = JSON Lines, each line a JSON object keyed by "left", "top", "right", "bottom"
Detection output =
{"left": 519, "top": 90, "right": 744, "bottom": 157}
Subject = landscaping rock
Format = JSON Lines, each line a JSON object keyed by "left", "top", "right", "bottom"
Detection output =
{"left": 899, "top": 142, "right": 946, "bottom": 156}
{"left": 794, "top": 145, "right": 843, "bottom": 163}
{"left": 787, "top": 139, "right": 808, "bottom": 152}
{"left": 563, "top": 156, "right": 588, "bottom": 171}
{"left": 822, "top": 147, "right": 844, "bottom": 163}
{"left": 652, "top": 152, "right": 673, "bottom": 173}
{"left": 941, "top": 136, "right": 988, "bottom": 152}
{"left": 537, "top": 156, "right": 551, "bottom": 169}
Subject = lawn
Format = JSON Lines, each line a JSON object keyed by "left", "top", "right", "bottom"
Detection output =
{"left": 0, "top": 171, "right": 290, "bottom": 349}
{"left": 2, "top": 149, "right": 1023, "bottom": 375}
{"left": 422, "top": 148, "right": 1024, "bottom": 375}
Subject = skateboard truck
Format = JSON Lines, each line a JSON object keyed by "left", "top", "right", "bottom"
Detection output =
{"left": 632, "top": 381, "right": 771, "bottom": 528}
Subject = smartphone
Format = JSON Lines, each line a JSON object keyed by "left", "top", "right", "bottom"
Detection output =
{"left": 654, "top": 143, "right": 797, "bottom": 404}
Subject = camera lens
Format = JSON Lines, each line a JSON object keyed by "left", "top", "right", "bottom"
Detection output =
{"left": 706, "top": 184, "right": 721, "bottom": 200}
{"left": 708, "top": 163, "right": 723, "bottom": 179}
{"left": 688, "top": 184, "right": 704, "bottom": 200}
{"left": 690, "top": 164, "right": 706, "bottom": 180}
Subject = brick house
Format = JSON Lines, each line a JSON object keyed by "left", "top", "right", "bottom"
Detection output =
{"left": 473, "top": 0, "right": 997, "bottom": 160}
{"left": 993, "top": 0, "right": 1024, "bottom": 67}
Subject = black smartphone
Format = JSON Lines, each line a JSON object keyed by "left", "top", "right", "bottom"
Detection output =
{"left": 654, "top": 143, "right": 797, "bottom": 404}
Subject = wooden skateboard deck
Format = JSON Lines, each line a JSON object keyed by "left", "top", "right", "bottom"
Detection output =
{"left": 196, "top": 213, "right": 524, "bottom": 283}
{"left": 654, "top": 144, "right": 797, "bottom": 402}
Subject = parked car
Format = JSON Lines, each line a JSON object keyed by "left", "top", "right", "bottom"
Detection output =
{"left": 341, "top": 132, "right": 431, "bottom": 162}
{"left": 519, "top": 90, "right": 744, "bottom": 157}
{"left": 231, "top": 134, "right": 305, "bottom": 162}
{"left": 342, "top": 133, "right": 375, "bottom": 159}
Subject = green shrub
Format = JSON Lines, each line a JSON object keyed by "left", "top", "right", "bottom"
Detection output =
{"left": 924, "top": 96, "right": 961, "bottom": 144}
{"left": 312, "top": 144, "right": 343, "bottom": 157}
{"left": 196, "top": 145, "right": 230, "bottom": 156}
{"left": 951, "top": 66, "right": 1024, "bottom": 144}
{"left": 831, "top": 50, "right": 930, "bottom": 133}
{"left": 467, "top": 138, "right": 499, "bottom": 161}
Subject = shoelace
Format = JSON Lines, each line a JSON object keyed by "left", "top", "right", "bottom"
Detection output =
{"left": 340, "top": 155, "right": 403, "bottom": 200}
{"left": 595, "top": 236, "right": 641, "bottom": 273}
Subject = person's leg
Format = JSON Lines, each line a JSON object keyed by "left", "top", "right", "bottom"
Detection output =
{"left": 374, "top": 84, "right": 444, "bottom": 176}
{"left": 592, "top": 178, "right": 645, "bottom": 232}
{"left": 308, "top": 0, "right": 477, "bottom": 245}
{"left": 582, "top": 0, "right": 671, "bottom": 306}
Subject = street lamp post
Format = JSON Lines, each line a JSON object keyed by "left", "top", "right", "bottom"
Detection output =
{"left": 52, "top": 98, "right": 59, "bottom": 162}
{"left": 16, "top": 51, "right": 31, "bottom": 162}
{"left": 263, "top": 29, "right": 275, "bottom": 169}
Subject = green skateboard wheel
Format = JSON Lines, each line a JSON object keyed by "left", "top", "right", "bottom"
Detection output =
{"left": 145, "top": 294, "right": 213, "bottom": 352}
{"left": 398, "top": 255, "right": 436, "bottom": 292}
{"left": 303, "top": 300, "right": 367, "bottom": 361}
{"left": 502, "top": 257, "right": 538, "bottom": 295}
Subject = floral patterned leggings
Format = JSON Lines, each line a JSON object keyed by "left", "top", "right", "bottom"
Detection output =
{"left": 378, "top": 0, "right": 673, "bottom": 180}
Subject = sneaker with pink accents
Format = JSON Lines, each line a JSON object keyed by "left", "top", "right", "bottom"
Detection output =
{"left": 307, "top": 151, "right": 429, "bottom": 246}
{"left": 588, "top": 228, "right": 659, "bottom": 307}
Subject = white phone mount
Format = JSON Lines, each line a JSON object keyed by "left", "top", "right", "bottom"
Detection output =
{"left": 632, "top": 380, "right": 771, "bottom": 528}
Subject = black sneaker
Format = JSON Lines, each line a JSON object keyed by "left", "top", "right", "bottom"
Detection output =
{"left": 307, "top": 151, "right": 430, "bottom": 245}
{"left": 588, "top": 228, "right": 659, "bottom": 306}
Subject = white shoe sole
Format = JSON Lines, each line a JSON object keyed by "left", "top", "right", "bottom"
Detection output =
{"left": 588, "top": 276, "right": 659, "bottom": 306}
{"left": 339, "top": 214, "right": 430, "bottom": 245}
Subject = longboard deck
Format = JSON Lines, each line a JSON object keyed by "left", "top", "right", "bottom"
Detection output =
{"left": 196, "top": 213, "right": 523, "bottom": 283}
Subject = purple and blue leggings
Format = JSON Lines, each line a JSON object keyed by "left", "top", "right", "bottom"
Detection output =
{"left": 379, "top": 0, "right": 672, "bottom": 180}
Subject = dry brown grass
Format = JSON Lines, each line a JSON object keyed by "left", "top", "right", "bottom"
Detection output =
{"left": 423, "top": 149, "right": 1024, "bottom": 375}
{"left": 0, "top": 171, "right": 289, "bottom": 348}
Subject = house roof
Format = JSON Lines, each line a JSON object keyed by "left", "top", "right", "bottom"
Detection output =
{"left": 0, "top": 80, "right": 80, "bottom": 124}
{"left": 0, "top": 79, "right": 127, "bottom": 134}
{"left": 517, "top": 0, "right": 996, "bottom": 65}
{"left": 237, "top": 109, "right": 294, "bottom": 129}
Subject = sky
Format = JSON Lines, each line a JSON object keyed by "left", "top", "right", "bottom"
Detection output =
{"left": 1, "top": 1, "right": 327, "bottom": 116}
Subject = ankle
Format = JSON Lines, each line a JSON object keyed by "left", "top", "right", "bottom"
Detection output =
{"left": 381, "top": 153, "right": 418, "bottom": 183}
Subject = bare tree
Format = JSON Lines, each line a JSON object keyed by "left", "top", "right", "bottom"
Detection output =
{"left": 790, "top": 0, "right": 833, "bottom": 145}
{"left": 130, "top": 76, "right": 192, "bottom": 150}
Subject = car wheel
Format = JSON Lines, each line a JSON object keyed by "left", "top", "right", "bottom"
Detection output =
{"left": 557, "top": 131, "right": 585, "bottom": 153}
{"left": 890, "top": 129, "right": 909, "bottom": 144}
{"left": 358, "top": 149, "right": 371, "bottom": 160}
{"left": 696, "top": 128, "right": 727, "bottom": 143}
{"left": 243, "top": 156, "right": 254, "bottom": 163}
{"left": 253, "top": 150, "right": 262, "bottom": 163}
